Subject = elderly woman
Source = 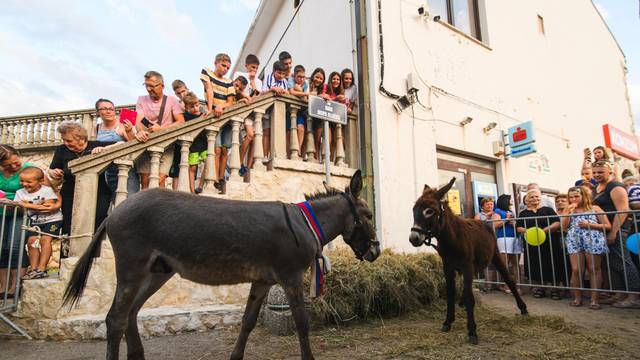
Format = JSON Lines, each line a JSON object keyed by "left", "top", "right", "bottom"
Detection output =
{"left": 516, "top": 189, "right": 564, "bottom": 299}
{"left": 48, "top": 122, "right": 114, "bottom": 237}
{"left": 592, "top": 160, "right": 640, "bottom": 307}
{"left": 0, "top": 145, "right": 56, "bottom": 297}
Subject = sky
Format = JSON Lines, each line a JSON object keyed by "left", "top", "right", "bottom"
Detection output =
{"left": 0, "top": 0, "right": 638, "bottom": 125}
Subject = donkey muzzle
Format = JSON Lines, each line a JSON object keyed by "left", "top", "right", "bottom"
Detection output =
{"left": 409, "top": 226, "right": 428, "bottom": 247}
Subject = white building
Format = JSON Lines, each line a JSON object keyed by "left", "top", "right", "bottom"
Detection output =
{"left": 235, "top": 0, "right": 637, "bottom": 252}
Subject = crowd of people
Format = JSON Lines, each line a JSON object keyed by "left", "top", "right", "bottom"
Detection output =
{"left": 0, "top": 51, "right": 358, "bottom": 298}
{"left": 477, "top": 146, "right": 640, "bottom": 310}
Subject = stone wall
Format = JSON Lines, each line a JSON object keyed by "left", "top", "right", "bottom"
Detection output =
{"left": 12, "top": 164, "right": 354, "bottom": 339}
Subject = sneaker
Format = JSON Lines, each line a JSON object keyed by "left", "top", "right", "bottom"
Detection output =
{"left": 194, "top": 187, "right": 203, "bottom": 194}
{"left": 239, "top": 165, "right": 248, "bottom": 176}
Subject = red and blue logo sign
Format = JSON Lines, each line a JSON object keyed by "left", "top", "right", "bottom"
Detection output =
{"left": 507, "top": 121, "right": 536, "bottom": 158}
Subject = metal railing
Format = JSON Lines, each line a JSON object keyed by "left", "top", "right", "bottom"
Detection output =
{"left": 0, "top": 204, "right": 31, "bottom": 338}
{"left": 477, "top": 209, "right": 640, "bottom": 297}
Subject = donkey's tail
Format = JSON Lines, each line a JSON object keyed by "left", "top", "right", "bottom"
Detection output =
{"left": 61, "top": 218, "right": 108, "bottom": 309}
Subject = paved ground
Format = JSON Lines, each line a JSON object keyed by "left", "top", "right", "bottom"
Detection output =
{"left": 2, "top": 291, "right": 639, "bottom": 359}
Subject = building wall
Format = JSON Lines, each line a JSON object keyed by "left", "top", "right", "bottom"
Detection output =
{"left": 366, "top": 0, "right": 634, "bottom": 252}
{"left": 233, "top": 0, "right": 356, "bottom": 79}
{"left": 238, "top": 0, "right": 635, "bottom": 252}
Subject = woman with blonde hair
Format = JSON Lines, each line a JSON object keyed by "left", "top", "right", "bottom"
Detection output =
{"left": 561, "top": 186, "right": 610, "bottom": 309}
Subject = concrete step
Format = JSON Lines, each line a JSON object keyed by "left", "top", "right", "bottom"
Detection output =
{"left": 10, "top": 304, "right": 244, "bottom": 340}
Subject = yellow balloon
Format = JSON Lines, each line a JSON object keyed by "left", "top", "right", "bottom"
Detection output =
{"left": 525, "top": 227, "right": 546, "bottom": 246}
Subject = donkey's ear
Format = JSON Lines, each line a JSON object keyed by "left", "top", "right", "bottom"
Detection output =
{"left": 435, "top": 177, "right": 456, "bottom": 200}
{"left": 423, "top": 184, "right": 431, "bottom": 193}
{"left": 349, "top": 169, "right": 363, "bottom": 197}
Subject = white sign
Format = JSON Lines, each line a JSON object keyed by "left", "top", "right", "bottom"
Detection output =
{"left": 308, "top": 95, "right": 347, "bottom": 125}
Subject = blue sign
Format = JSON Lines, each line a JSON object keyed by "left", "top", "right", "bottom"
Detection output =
{"left": 510, "top": 143, "right": 537, "bottom": 158}
{"left": 507, "top": 121, "right": 535, "bottom": 148}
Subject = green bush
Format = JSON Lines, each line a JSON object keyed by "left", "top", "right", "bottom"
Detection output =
{"left": 309, "top": 249, "right": 446, "bottom": 325}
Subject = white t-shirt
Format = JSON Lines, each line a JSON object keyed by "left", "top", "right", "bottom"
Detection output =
{"left": 14, "top": 185, "right": 63, "bottom": 224}
{"left": 234, "top": 71, "right": 263, "bottom": 97}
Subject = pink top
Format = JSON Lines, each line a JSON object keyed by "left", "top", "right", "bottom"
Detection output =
{"left": 136, "top": 95, "right": 182, "bottom": 126}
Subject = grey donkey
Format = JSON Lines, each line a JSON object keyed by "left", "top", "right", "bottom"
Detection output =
{"left": 63, "top": 170, "right": 380, "bottom": 360}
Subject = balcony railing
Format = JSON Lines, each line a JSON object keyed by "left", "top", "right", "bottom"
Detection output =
{"left": 64, "top": 93, "right": 359, "bottom": 256}
{"left": 0, "top": 105, "right": 136, "bottom": 149}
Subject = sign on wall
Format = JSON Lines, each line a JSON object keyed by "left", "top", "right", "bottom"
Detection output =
{"left": 507, "top": 121, "right": 537, "bottom": 158}
{"left": 447, "top": 189, "right": 462, "bottom": 216}
{"left": 602, "top": 124, "right": 640, "bottom": 160}
{"left": 308, "top": 95, "right": 347, "bottom": 125}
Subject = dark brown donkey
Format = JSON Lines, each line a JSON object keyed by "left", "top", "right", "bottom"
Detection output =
{"left": 409, "top": 178, "right": 527, "bottom": 344}
{"left": 63, "top": 170, "right": 379, "bottom": 360}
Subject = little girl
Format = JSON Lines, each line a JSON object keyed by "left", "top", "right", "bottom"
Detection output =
{"left": 309, "top": 68, "right": 328, "bottom": 161}
{"left": 561, "top": 186, "right": 610, "bottom": 309}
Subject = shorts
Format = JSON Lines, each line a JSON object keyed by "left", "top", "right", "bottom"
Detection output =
{"left": 136, "top": 145, "right": 175, "bottom": 175}
{"left": 188, "top": 151, "right": 207, "bottom": 166}
{"left": 215, "top": 125, "right": 232, "bottom": 148}
{"left": 312, "top": 118, "right": 336, "bottom": 130}
{"left": 496, "top": 236, "right": 523, "bottom": 254}
{"left": 286, "top": 112, "right": 306, "bottom": 129}
{"left": 27, "top": 220, "right": 63, "bottom": 239}
{"left": 244, "top": 115, "right": 254, "bottom": 127}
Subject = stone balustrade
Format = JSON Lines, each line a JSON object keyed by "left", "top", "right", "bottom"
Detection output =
{"left": 66, "top": 93, "right": 359, "bottom": 256}
{"left": 0, "top": 105, "right": 136, "bottom": 149}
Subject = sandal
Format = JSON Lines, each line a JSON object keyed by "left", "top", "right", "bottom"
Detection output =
{"left": 550, "top": 290, "right": 562, "bottom": 300}
{"left": 589, "top": 302, "right": 601, "bottom": 310}
{"left": 569, "top": 299, "right": 583, "bottom": 307}
{"left": 532, "top": 288, "right": 546, "bottom": 298}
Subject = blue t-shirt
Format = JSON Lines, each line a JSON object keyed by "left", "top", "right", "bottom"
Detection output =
{"left": 494, "top": 208, "right": 516, "bottom": 238}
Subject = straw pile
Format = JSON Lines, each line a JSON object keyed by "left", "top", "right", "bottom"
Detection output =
{"left": 309, "top": 248, "right": 450, "bottom": 325}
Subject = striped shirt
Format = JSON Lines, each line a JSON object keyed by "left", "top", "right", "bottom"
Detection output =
{"left": 262, "top": 72, "right": 289, "bottom": 92}
{"left": 200, "top": 68, "right": 234, "bottom": 108}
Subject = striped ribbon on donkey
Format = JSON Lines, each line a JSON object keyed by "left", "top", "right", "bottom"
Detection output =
{"left": 297, "top": 201, "right": 331, "bottom": 297}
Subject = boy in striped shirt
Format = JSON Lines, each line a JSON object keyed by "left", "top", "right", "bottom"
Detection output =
{"left": 261, "top": 60, "right": 290, "bottom": 160}
{"left": 200, "top": 53, "right": 235, "bottom": 191}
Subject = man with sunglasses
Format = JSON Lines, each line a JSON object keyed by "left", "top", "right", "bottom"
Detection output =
{"left": 134, "top": 71, "right": 185, "bottom": 189}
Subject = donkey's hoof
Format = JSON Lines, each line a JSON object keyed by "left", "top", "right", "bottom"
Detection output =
{"left": 468, "top": 335, "right": 479, "bottom": 345}
{"left": 521, "top": 309, "right": 529, "bottom": 316}
{"left": 441, "top": 323, "right": 451, "bottom": 332}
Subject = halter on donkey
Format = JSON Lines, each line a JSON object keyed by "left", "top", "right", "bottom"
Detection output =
{"left": 409, "top": 178, "right": 528, "bottom": 344}
{"left": 63, "top": 170, "right": 379, "bottom": 360}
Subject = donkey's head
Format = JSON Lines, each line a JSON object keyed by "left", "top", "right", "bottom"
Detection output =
{"left": 409, "top": 177, "right": 455, "bottom": 247}
{"left": 342, "top": 170, "right": 380, "bottom": 262}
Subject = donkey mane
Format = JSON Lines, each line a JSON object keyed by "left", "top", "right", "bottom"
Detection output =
{"left": 304, "top": 187, "right": 344, "bottom": 201}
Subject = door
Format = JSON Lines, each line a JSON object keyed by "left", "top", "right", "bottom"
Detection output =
{"left": 437, "top": 151, "right": 497, "bottom": 218}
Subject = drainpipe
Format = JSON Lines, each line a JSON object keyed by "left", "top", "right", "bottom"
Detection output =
{"left": 354, "top": 0, "right": 382, "bottom": 245}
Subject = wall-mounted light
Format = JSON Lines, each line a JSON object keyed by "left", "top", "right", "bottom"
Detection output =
{"left": 459, "top": 116, "right": 473, "bottom": 126}
{"left": 483, "top": 122, "right": 497, "bottom": 134}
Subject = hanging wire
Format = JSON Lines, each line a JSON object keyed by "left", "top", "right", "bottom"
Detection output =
{"left": 376, "top": 0, "right": 401, "bottom": 99}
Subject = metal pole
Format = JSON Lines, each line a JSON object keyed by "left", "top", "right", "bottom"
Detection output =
{"left": 324, "top": 120, "right": 331, "bottom": 186}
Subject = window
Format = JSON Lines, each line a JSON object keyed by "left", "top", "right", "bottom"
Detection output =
{"left": 428, "top": 0, "right": 482, "bottom": 41}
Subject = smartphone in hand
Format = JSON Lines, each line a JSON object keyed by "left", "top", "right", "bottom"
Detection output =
{"left": 119, "top": 108, "right": 137, "bottom": 125}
